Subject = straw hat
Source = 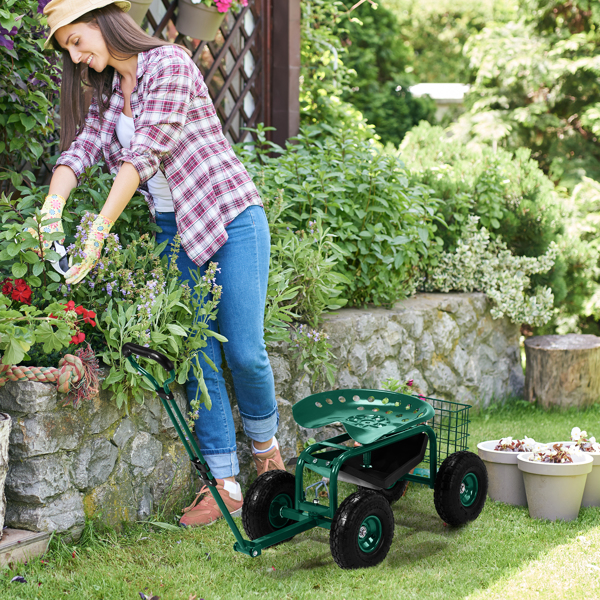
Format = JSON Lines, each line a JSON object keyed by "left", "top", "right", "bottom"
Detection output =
{"left": 43, "top": 0, "right": 131, "bottom": 50}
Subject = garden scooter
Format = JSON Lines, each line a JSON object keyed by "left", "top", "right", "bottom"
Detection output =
{"left": 122, "top": 342, "right": 488, "bottom": 569}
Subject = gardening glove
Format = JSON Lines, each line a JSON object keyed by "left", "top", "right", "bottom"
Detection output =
{"left": 25, "top": 194, "right": 66, "bottom": 257}
{"left": 64, "top": 214, "right": 114, "bottom": 285}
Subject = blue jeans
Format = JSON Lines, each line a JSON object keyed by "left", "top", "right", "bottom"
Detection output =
{"left": 156, "top": 206, "right": 278, "bottom": 478}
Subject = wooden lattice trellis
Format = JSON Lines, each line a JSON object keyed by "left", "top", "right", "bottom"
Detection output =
{"left": 146, "top": 0, "right": 271, "bottom": 144}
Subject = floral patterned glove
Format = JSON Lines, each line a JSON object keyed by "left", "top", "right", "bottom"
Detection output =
{"left": 64, "top": 214, "right": 114, "bottom": 285}
{"left": 26, "top": 194, "right": 66, "bottom": 256}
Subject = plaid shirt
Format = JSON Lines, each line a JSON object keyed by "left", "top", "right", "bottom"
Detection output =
{"left": 56, "top": 45, "right": 262, "bottom": 266}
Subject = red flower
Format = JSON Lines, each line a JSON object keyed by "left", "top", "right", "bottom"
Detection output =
{"left": 69, "top": 332, "right": 86, "bottom": 345}
{"left": 83, "top": 309, "right": 96, "bottom": 327}
{"left": 1, "top": 278, "right": 13, "bottom": 296}
{"left": 10, "top": 279, "right": 32, "bottom": 305}
{"left": 74, "top": 305, "right": 85, "bottom": 316}
{"left": 64, "top": 300, "right": 75, "bottom": 311}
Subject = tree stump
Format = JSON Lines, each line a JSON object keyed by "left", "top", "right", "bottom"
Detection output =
{"left": 0, "top": 412, "right": 11, "bottom": 540}
{"left": 524, "top": 334, "right": 600, "bottom": 408}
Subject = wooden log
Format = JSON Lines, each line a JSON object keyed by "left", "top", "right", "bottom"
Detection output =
{"left": 0, "top": 412, "right": 11, "bottom": 540}
{"left": 524, "top": 334, "right": 600, "bottom": 408}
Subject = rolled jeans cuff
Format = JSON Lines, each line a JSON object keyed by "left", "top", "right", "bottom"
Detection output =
{"left": 202, "top": 450, "right": 240, "bottom": 480}
{"left": 241, "top": 408, "right": 279, "bottom": 444}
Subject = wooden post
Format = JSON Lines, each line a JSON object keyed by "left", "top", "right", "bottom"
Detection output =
{"left": 524, "top": 334, "right": 600, "bottom": 409}
{"left": 270, "top": 0, "right": 301, "bottom": 146}
{"left": 0, "top": 413, "right": 11, "bottom": 540}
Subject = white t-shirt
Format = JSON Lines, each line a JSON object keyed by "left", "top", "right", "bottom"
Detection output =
{"left": 115, "top": 112, "right": 174, "bottom": 213}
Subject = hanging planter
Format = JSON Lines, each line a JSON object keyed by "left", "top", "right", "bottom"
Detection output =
{"left": 517, "top": 448, "right": 593, "bottom": 521}
{"left": 0, "top": 412, "right": 11, "bottom": 540}
{"left": 176, "top": 0, "right": 226, "bottom": 40}
{"left": 477, "top": 440, "right": 529, "bottom": 506}
{"left": 128, "top": 0, "right": 153, "bottom": 26}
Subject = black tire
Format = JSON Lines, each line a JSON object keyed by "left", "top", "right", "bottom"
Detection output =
{"left": 330, "top": 490, "right": 395, "bottom": 569}
{"left": 242, "top": 470, "right": 296, "bottom": 544}
{"left": 434, "top": 451, "right": 488, "bottom": 527}
{"left": 359, "top": 479, "right": 409, "bottom": 504}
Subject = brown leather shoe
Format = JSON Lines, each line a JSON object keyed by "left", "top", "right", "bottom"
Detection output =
{"left": 252, "top": 444, "right": 285, "bottom": 476}
{"left": 179, "top": 479, "right": 243, "bottom": 527}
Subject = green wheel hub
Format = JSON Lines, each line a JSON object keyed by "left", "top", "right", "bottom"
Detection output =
{"left": 268, "top": 493, "right": 292, "bottom": 529}
{"left": 357, "top": 515, "right": 383, "bottom": 553}
{"left": 459, "top": 472, "right": 479, "bottom": 507}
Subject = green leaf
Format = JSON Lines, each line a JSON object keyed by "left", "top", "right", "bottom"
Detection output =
{"left": 20, "top": 114, "right": 36, "bottom": 132}
{"left": 11, "top": 262, "right": 27, "bottom": 278}
{"left": 166, "top": 323, "right": 187, "bottom": 337}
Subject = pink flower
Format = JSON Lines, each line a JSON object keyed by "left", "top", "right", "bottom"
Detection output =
{"left": 215, "top": 0, "right": 233, "bottom": 12}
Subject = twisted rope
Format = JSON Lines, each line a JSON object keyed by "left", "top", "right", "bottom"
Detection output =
{"left": 0, "top": 347, "right": 100, "bottom": 406}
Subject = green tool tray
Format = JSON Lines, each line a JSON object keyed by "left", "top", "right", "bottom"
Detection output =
{"left": 293, "top": 389, "right": 435, "bottom": 445}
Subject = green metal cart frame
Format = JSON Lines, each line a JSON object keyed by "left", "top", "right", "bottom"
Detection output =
{"left": 122, "top": 343, "right": 488, "bottom": 569}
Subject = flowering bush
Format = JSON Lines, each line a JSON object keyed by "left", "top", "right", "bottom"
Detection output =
{"left": 571, "top": 427, "right": 600, "bottom": 453}
{"left": 493, "top": 437, "right": 537, "bottom": 452}
{"left": 424, "top": 216, "right": 558, "bottom": 326}
{"left": 190, "top": 0, "right": 248, "bottom": 13}
{"left": 293, "top": 324, "right": 336, "bottom": 390}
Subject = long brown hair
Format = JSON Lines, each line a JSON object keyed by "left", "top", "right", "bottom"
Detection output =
{"left": 54, "top": 5, "right": 180, "bottom": 151}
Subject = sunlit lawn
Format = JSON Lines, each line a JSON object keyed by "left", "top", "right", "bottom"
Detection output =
{"left": 1, "top": 399, "right": 600, "bottom": 599}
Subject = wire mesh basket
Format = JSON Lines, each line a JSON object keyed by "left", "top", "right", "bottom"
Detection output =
{"left": 421, "top": 396, "right": 471, "bottom": 468}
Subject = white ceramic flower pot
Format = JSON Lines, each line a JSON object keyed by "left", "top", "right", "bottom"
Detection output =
{"left": 517, "top": 452, "right": 593, "bottom": 521}
{"left": 549, "top": 442, "right": 600, "bottom": 508}
{"left": 477, "top": 440, "right": 527, "bottom": 506}
{"left": 128, "top": 0, "right": 153, "bottom": 25}
{"left": 0, "top": 412, "right": 11, "bottom": 540}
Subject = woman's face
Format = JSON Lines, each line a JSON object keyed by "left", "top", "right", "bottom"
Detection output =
{"left": 54, "top": 21, "right": 110, "bottom": 72}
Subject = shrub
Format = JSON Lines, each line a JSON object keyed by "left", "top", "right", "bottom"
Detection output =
{"left": 238, "top": 123, "right": 442, "bottom": 308}
{"left": 424, "top": 216, "right": 558, "bottom": 326}
{"left": 333, "top": 1, "right": 436, "bottom": 147}
{"left": 0, "top": 0, "right": 60, "bottom": 194}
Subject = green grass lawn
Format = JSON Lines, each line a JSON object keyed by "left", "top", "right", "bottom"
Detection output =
{"left": 1, "top": 400, "right": 600, "bottom": 600}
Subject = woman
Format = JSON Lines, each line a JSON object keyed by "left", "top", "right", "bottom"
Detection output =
{"left": 40, "top": 0, "right": 284, "bottom": 526}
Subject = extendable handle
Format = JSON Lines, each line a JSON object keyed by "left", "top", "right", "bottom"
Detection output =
{"left": 122, "top": 342, "right": 175, "bottom": 372}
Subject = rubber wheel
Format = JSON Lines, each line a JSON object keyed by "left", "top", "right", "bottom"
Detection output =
{"left": 359, "top": 479, "right": 409, "bottom": 504}
{"left": 242, "top": 470, "right": 296, "bottom": 544}
{"left": 330, "top": 490, "right": 395, "bottom": 569}
{"left": 434, "top": 451, "right": 488, "bottom": 527}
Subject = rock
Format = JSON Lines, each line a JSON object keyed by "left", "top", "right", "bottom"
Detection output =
{"left": 129, "top": 432, "right": 163, "bottom": 476}
{"left": 113, "top": 418, "right": 136, "bottom": 448}
{"left": 6, "top": 490, "right": 85, "bottom": 538}
{"left": 0, "top": 380, "right": 57, "bottom": 415}
{"left": 431, "top": 312, "right": 460, "bottom": 356}
{"left": 71, "top": 437, "right": 118, "bottom": 491}
{"left": 6, "top": 454, "right": 70, "bottom": 504}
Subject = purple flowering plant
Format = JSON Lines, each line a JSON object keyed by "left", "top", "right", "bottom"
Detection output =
{"left": 65, "top": 225, "right": 223, "bottom": 410}
{"left": 293, "top": 323, "right": 336, "bottom": 390}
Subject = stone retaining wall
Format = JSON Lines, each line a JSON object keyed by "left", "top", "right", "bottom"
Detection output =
{"left": 0, "top": 293, "right": 522, "bottom": 538}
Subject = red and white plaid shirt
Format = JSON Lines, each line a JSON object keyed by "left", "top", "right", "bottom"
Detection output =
{"left": 56, "top": 45, "right": 262, "bottom": 266}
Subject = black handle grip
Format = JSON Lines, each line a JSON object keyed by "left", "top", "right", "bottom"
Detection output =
{"left": 122, "top": 343, "right": 175, "bottom": 372}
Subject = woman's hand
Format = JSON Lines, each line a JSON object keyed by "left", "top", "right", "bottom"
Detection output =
{"left": 64, "top": 214, "right": 114, "bottom": 285}
{"left": 26, "top": 194, "right": 66, "bottom": 256}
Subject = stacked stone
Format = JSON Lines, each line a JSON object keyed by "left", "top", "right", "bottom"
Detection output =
{"left": 0, "top": 292, "right": 523, "bottom": 536}
{"left": 0, "top": 380, "right": 193, "bottom": 539}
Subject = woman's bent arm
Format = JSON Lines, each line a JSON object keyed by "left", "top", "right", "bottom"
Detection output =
{"left": 99, "top": 161, "right": 141, "bottom": 223}
{"left": 48, "top": 165, "right": 78, "bottom": 200}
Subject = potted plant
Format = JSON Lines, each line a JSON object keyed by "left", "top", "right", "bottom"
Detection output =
{"left": 477, "top": 437, "right": 537, "bottom": 506}
{"left": 176, "top": 0, "right": 248, "bottom": 41}
{"left": 517, "top": 444, "right": 593, "bottom": 521}
{"left": 0, "top": 411, "right": 10, "bottom": 539}
{"left": 128, "top": 0, "right": 154, "bottom": 26}
{"left": 549, "top": 428, "right": 600, "bottom": 508}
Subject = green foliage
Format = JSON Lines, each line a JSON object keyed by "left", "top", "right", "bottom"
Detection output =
{"left": 0, "top": 0, "right": 60, "bottom": 194}
{"left": 0, "top": 295, "right": 76, "bottom": 365}
{"left": 457, "top": 2, "right": 600, "bottom": 189}
{"left": 292, "top": 324, "right": 336, "bottom": 391}
{"left": 238, "top": 123, "right": 442, "bottom": 308}
{"left": 382, "top": 0, "right": 518, "bottom": 84}
{"left": 400, "top": 122, "right": 572, "bottom": 305}
{"left": 334, "top": 1, "right": 436, "bottom": 147}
